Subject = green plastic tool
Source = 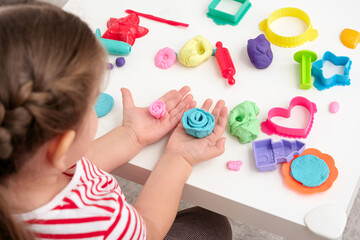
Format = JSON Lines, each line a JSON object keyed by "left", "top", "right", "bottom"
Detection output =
{"left": 207, "top": 0, "right": 251, "bottom": 26}
{"left": 294, "top": 50, "right": 317, "bottom": 90}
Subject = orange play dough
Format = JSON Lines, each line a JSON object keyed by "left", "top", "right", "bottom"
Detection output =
{"left": 340, "top": 28, "right": 359, "bottom": 49}
{"left": 282, "top": 148, "right": 338, "bottom": 194}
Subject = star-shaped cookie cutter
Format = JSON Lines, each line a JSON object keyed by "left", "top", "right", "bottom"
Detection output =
{"left": 311, "top": 51, "right": 352, "bottom": 91}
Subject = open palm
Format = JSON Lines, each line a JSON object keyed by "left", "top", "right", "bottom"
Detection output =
{"left": 166, "top": 99, "right": 228, "bottom": 166}
{"left": 121, "top": 86, "right": 193, "bottom": 147}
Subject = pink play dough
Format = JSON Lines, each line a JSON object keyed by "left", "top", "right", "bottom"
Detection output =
{"left": 227, "top": 161, "right": 243, "bottom": 171}
{"left": 149, "top": 100, "right": 166, "bottom": 119}
{"left": 155, "top": 47, "right": 177, "bottom": 69}
{"left": 329, "top": 101, "right": 340, "bottom": 113}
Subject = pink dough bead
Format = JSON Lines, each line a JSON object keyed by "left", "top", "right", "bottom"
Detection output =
{"left": 155, "top": 47, "right": 177, "bottom": 69}
{"left": 329, "top": 101, "right": 340, "bottom": 113}
{"left": 226, "top": 161, "right": 243, "bottom": 171}
{"left": 149, "top": 100, "right": 166, "bottom": 119}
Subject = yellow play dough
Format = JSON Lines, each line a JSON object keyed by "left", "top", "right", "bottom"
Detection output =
{"left": 178, "top": 35, "right": 213, "bottom": 67}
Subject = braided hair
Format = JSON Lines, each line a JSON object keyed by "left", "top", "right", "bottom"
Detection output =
{"left": 0, "top": 2, "right": 106, "bottom": 178}
{"left": 0, "top": 2, "right": 107, "bottom": 239}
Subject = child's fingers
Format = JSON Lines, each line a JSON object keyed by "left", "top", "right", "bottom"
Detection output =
{"left": 211, "top": 106, "right": 228, "bottom": 138}
{"left": 170, "top": 99, "right": 196, "bottom": 127}
{"left": 205, "top": 137, "right": 226, "bottom": 159}
{"left": 121, "top": 88, "right": 135, "bottom": 109}
{"left": 201, "top": 99, "right": 213, "bottom": 111}
{"left": 211, "top": 100, "right": 225, "bottom": 121}
{"left": 160, "top": 90, "right": 177, "bottom": 104}
{"left": 164, "top": 86, "right": 190, "bottom": 111}
{"left": 169, "top": 94, "right": 193, "bottom": 116}
{"left": 188, "top": 100, "right": 197, "bottom": 110}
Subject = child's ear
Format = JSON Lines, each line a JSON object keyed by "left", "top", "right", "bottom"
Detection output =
{"left": 47, "top": 130, "right": 76, "bottom": 172}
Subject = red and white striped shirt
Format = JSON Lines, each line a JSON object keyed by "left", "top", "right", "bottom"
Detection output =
{"left": 17, "top": 158, "right": 147, "bottom": 240}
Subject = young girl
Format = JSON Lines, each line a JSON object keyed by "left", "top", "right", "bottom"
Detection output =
{"left": 0, "top": 1, "right": 231, "bottom": 239}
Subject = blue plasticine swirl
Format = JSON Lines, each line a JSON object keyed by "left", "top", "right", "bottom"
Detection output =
{"left": 182, "top": 108, "right": 215, "bottom": 138}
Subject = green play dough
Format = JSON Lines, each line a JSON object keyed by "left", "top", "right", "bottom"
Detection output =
{"left": 228, "top": 101, "right": 260, "bottom": 143}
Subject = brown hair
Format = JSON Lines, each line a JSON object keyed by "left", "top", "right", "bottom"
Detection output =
{"left": 0, "top": 1, "right": 107, "bottom": 239}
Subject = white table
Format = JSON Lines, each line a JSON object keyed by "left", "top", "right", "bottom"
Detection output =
{"left": 64, "top": 0, "right": 360, "bottom": 239}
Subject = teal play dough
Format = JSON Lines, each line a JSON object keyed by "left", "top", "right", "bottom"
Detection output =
{"left": 182, "top": 108, "right": 215, "bottom": 138}
{"left": 290, "top": 155, "right": 330, "bottom": 187}
{"left": 95, "top": 92, "right": 114, "bottom": 118}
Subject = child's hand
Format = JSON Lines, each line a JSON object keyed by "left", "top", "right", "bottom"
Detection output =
{"left": 165, "top": 99, "right": 228, "bottom": 166}
{"left": 121, "top": 86, "right": 193, "bottom": 147}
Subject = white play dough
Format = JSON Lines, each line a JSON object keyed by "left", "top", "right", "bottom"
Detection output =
{"left": 304, "top": 204, "right": 347, "bottom": 239}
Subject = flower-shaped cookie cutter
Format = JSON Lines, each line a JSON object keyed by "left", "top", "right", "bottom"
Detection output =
{"left": 311, "top": 51, "right": 352, "bottom": 91}
{"left": 259, "top": 7, "right": 318, "bottom": 48}
{"left": 282, "top": 148, "right": 338, "bottom": 194}
{"left": 261, "top": 96, "right": 317, "bottom": 138}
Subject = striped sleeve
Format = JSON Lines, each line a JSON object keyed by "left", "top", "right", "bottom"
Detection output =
{"left": 20, "top": 158, "right": 147, "bottom": 240}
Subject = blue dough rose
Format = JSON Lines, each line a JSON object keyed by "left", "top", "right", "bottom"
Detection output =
{"left": 182, "top": 108, "right": 215, "bottom": 138}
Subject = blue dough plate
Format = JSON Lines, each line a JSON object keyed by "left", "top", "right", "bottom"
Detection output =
{"left": 290, "top": 154, "right": 330, "bottom": 187}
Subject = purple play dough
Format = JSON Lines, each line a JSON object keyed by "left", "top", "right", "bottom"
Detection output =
{"left": 247, "top": 34, "right": 273, "bottom": 69}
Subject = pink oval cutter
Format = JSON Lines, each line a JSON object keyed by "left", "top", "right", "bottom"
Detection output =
{"left": 261, "top": 96, "right": 317, "bottom": 138}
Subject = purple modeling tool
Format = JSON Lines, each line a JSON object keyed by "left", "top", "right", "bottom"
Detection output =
{"left": 247, "top": 34, "right": 273, "bottom": 69}
{"left": 253, "top": 138, "right": 305, "bottom": 172}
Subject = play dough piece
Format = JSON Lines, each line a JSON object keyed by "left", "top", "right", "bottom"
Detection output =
{"left": 290, "top": 155, "right": 330, "bottom": 187}
{"left": 182, "top": 108, "right": 215, "bottom": 138}
{"left": 228, "top": 101, "right": 260, "bottom": 143}
{"left": 108, "top": 63, "right": 114, "bottom": 70}
{"left": 155, "top": 47, "right": 177, "bottom": 69}
{"left": 227, "top": 161, "right": 243, "bottom": 171}
{"left": 178, "top": 35, "right": 213, "bottom": 67}
{"left": 304, "top": 204, "right": 347, "bottom": 239}
{"left": 149, "top": 100, "right": 166, "bottom": 119}
{"left": 247, "top": 34, "right": 273, "bottom": 69}
{"left": 95, "top": 92, "right": 114, "bottom": 118}
{"left": 329, "top": 101, "right": 340, "bottom": 113}
{"left": 329, "top": 104, "right": 339, "bottom": 113}
{"left": 115, "top": 57, "right": 126, "bottom": 67}
{"left": 340, "top": 28, "right": 359, "bottom": 49}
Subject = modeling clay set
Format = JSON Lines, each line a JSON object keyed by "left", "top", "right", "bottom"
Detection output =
{"left": 92, "top": 1, "right": 359, "bottom": 198}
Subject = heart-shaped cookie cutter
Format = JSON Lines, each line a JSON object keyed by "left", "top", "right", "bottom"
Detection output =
{"left": 261, "top": 96, "right": 317, "bottom": 138}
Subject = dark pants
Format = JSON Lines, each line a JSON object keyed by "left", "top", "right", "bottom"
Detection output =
{"left": 164, "top": 207, "right": 232, "bottom": 240}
